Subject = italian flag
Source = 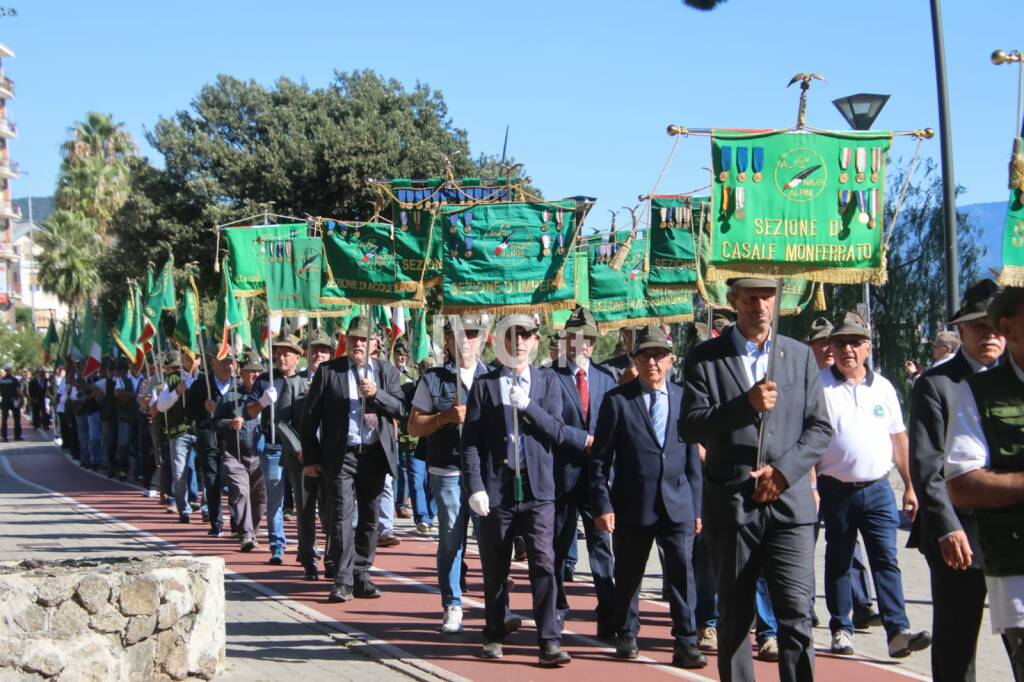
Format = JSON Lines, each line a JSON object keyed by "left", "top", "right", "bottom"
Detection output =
{"left": 390, "top": 307, "right": 406, "bottom": 341}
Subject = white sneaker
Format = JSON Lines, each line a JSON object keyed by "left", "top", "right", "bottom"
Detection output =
{"left": 141, "top": 489, "right": 157, "bottom": 498}
{"left": 831, "top": 630, "right": 854, "bottom": 655}
{"left": 888, "top": 629, "right": 931, "bottom": 658}
{"left": 441, "top": 605, "right": 464, "bottom": 634}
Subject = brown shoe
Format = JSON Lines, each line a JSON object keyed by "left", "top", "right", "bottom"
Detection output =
{"left": 396, "top": 507, "right": 412, "bottom": 519}
{"left": 378, "top": 533, "right": 401, "bottom": 548}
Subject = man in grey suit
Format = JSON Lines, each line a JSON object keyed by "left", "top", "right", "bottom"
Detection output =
{"left": 682, "top": 277, "right": 832, "bottom": 682}
{"left": 908, "top": 279, "right": 1004, "bottom": 682}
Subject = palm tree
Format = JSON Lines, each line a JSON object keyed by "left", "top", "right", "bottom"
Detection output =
{"left": 62, "top": 112, "right": 137, "bottom": 169}
{"left": 35, "top": 209, "right": 102, "bottom": 309}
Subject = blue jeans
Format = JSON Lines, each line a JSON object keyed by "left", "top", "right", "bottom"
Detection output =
{"left": 259, "top": 442, "right": 286, "bottom": 553}
{"left": 821, "top": 476, "right": 911, "bottom": 638}
{"left": 395, "top": 446, "right": 412, "bottom": 509}
{"left": 431, "top": 473, "right": 468, "bottom": 608}
{"left": 75, "top": 415, "right": 92, "bottom": 466}
{"left": 87, "top": 412, "right": 103, "bottom": 470}
{"left": 379, "top": 473, "right": 395, "bottom": 534}
{"left": 755, "top": 576, "right": 778, "bottom": 641}
{"left": 116, "top": 418, "right": 140, "bottom": 475}
{"left": 169, "top": 433, "right": 197, "bottom": 517}
{"left": 693, "top": 532, "right": 718, "bottom": 628}
{"left": 407, "top": 456, "right": 436, "bottom": 525}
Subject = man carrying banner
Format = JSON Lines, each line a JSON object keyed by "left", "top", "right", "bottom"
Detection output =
{"left": 550, "top": 306, "right": 616, "bottom": 639}
{"left": 245, "top": 334, "right": 307, "bottom": 566}
{"left": 909, "top": 280, "right": 1004, "bottom": 681}
{"left": 682, "top": 277, "right": 831, "bottom": 682}
{"left": 945, "top": 285, "right": 1024, "bottom": 681}
{"left": 591, "top": 324, "right": 705, "bottom": 668}
{"left": 156, "top": 351, "right": 200, "bottom": 524}
{"left": 461, "top": 315, "right": 570, "bottom": 667}
{"left": 301, "top": 315, "right": 406, "bottom": 602}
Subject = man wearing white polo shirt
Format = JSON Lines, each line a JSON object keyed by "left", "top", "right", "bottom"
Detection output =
{"left": 817, "top": 311, "right": 931, "bottom": 659}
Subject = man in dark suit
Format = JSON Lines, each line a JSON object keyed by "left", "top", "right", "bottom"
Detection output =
{"left": 550, "top": 306, "right": 616, "bottom": 637}
{"left": 909, "top": 279, "right": 1004, "bottom": 682}
{"left": 301, "top": 315, "right": 406, "bottom": 603}
{"left": 682, "top": 277, "right": 832, "bottom": 682}
{"left": 591, "top": 324, "right": 706, "bottom": 668}
{"left": 461, "top": 314, "right": 570, "bottom": 667}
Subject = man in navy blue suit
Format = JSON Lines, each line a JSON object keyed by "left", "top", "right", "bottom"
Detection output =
{"left": 550, "top": 307, "right": 617, "bottom": 637}
{"left": 461, "top": 314, "right": 570, "bottom": 667}
{"left": 591, "top": 324, "right": 707, "bottom": 669}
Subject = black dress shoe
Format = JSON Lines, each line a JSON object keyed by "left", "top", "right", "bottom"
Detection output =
{"left": 672, "top": 643, "right": 708, "bottom": 669}
{"left": 353, "top": 581, "right": 382, "bottom": 599}
{"left": 178, "top": 514, "right": 191, "bottom": 524}
{"left": 504, "top": 615, "right": 522, "bottom": 634}
{"left": 513, "top": 536, "right": 527, "bottom": 561}
{"left": 328, "top": 587, "right": 353, "bottom": 603}
{"left": 615, "top": 635, "right": 639, "bottom": 659}
{"left": 479, "top": 641, "right": 503, "bottom": 659}
{"left": 853, "top": 605, "right": 882, "bottom": 629}
{"left": 538, "top": 642, "right": 571, "bottom": 667}
{"left": 303, "top": 564, "right": 319, "bottom": 581}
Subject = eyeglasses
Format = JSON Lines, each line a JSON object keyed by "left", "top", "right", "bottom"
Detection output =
{"left": 638, "top": 351, "right": 670, "bottom": 364}
{"left": 830, "top": 338, "right": 867, "bottom": 349}
{"left": 512, "top": 329, "right": 535, "bottom": 340}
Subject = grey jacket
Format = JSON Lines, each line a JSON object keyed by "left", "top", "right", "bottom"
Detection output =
{"left": 681, "top": 332, "right": 831, "bottom": 526}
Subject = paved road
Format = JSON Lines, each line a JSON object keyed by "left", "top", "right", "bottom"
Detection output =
{"left": 1, "top": 427, "right": 1014, "bottom": 680}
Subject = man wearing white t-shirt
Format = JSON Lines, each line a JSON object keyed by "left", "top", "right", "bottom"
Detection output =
{"left": 946, "top": 286, "right": 1024, "bottom": 681}
{"left": 817, "top": 311, "right": 931, "bottom": 659}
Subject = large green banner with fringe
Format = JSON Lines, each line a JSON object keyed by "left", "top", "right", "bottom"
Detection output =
{"left": 648, "top": 195, "right": 708, "bottom": 290}
{"left": 708, "top": 130, "right": 891, "bottom": 284}
{"left": 999, "top": 190, "right": 1024, "bottom": 286}
{"left": 264, "top": 237, "right": 323, "bottom": 314}
{"left": 589, "top": 232, "right": 693, "bottom": 330}
{"left": 321, "top": 221, "right": 434, "bottom": 307}
{"left": 224, "top": 223, "right": 307, "bottom": 296}
{"left": 442, "top": 200, "right": 580, "bottom": 314}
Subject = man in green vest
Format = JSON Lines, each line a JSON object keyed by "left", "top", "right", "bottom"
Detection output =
{"left": 946, "top": 285, "right": 1024, "bottom": 680}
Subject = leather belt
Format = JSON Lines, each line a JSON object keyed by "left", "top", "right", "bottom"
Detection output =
{"left": 819, "top": 475, "right": 885, "bottom": 489}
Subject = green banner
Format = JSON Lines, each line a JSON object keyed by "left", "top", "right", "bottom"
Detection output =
{"left": 648, "top": 195, "right": 709, "bottom": 290}
{"left": 172, "top": 278, "right": 201, "bottom": 355}
{"left": 708, "top": 130, "right": 891, "bottom": 284}
{"left": 111, "top": 284, "right": 140, "bottom": 360}
{"left": 144, "top": 257, "right": 176, "bottom": 324}
{"left": 224, "top": 223, "right": 306, "bottom": 297}
{"left": 695, "top": 230, "right": 820, "bottom": 316}
{"left": 321, "top": 220, "right": 434, "bottom": 307}
{"left": 588, "top": 232, "right": 693, "bottom": 331}
{"left": 999, "top": 190, "right": 1024, "bottom": 286}
{"left": 264, "top": 237, "right": 324, "bottom": 314}
{"left": 442, "top": 200, "right": 580, "bottom": 314}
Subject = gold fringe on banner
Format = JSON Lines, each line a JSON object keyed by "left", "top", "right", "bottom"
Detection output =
{"left": 704, "top": 262, "right": 888, "bottom": 286}
{"left": 814, "top": 282, "right": 827, "bottom": 311}
{"left": 319, "top": 295, "right": 426, "bottom": 309}
{"left": 234, "top": 288, "right": 266, "bottom": 299}
{"left": 998, "top": 266, "right": 1024, "bottom": 287}
{"left": 442, "top": 301, "right": 576, "bottom": 317}
{"left": 597, "top": 313, "right": 694, "bottom": 333}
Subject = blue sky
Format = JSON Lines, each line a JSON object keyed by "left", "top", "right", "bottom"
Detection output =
{"left": 4, "top": 0, "right": 1023, "bottom": 223}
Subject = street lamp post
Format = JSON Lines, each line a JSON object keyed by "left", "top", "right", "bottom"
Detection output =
{"left": 833, "top": 93, "right": 890, "bottom": 368}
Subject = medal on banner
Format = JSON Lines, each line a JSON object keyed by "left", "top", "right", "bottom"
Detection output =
{"left": 673, "top": 206, "right": 685, "bottom": 227}
{"left": 556, "top": 231, "right": 566, "bottom": 255}
{"left": 682, "top": 201, "right": 693, "bottom": 227}
{"left": 325, "top": 220, "right": 336, "bottom": 235}
{"left": 448, "top": 214, "right": 459, "bottom": 235}
{"left": 838, "top": 189, "right": 852, "bottom": 215}
{"left": 752, "top": 146, "right": 764, "bottom": 182}
{"left": 658, "top": 206, "right": 669, "bottom": 228}
{"left": 399, "top": 211, "right": 409, "bottom": 232}
{"left": 856, "top": 190, "right": 869, "bottom": 224}
{"left": 464, "top": 235, "right": 474, "bottom": 258}
{"left": 721, "top": 185, "right": 730, "bottom": 215}
{"left": 871, "top": 147, "right": 882, "bottom": 183}
{"left": 868, "top": 188, "right": 879, "bottom": 228}
{"left": 855, "top": 147, "right": 867, "bottom": 184}
{"left": 719, "top": 146, "right": 732, "bottom": 182}
{"left": 839, "top": 147, "right": 851, "bottom": 184}
{"left": 285, "top": 240, "right": 293, "bottom": 262}
{"left": 541, "top": 234, "right": 551, "bottom": 257}
{"left": 736, "top": 147, "right": 749, "bottom": 183}
{"left": 555, "top": 210, "right": 565, "bottom": 232}
{"left": 412, "top": 211, "right": 422, "bottom": 231}
{"left": 598, "top": 242, "right": 610, "bottom": 263}
{"left": 734, "top": 187, "right": 746, "bottom": 220}
{"left": 450, "top": 236, "right": 460, "bottom": 259}
{"left": 541, "top": 209, "right": 550, "bottom": 232}
{"left": 464, "top": 210, "right": 474, "bottom": 235}
{"left": 353, "top": 225, "right": 361, "bottom": 239}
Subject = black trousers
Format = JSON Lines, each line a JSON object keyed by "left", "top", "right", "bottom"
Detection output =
{"left": 1, "top": 404, "right": 21, "bottom": 440}
{"left": 554, "top": 473, "right": 615, "bottom": 631}
{"left": 282, "top": 449, "right": 332, "bottom": 567}
{"left": 927, "top": 553, "right": 987, "bottom": 682}
{"left": 705, "top": 507, "right": 815, "bottom": 682}
{"left": 30, "top": 398, "right": 46, "bottom": 429}
{"left": 323, "top": 445, "right": 389, "bottom": 590}
{"left": 614, "top": 516, "right": 697, "bottom": 645}
{"left": 477, "top": 476, "right": 559, "bottom": 646}
{"left": 195, "top": 428, "right": 225, "bottom": 532}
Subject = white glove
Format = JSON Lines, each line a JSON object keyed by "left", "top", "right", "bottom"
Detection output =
{"left": 468, "top": 490, "right": 490, "bottom": 517}
{"left": 258, "top": 386, "right": 278, "bottom": 407}
{"left": 508, "top": 384, "right": 530, "bottom": 411}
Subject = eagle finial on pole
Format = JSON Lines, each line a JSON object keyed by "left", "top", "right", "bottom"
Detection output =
{"left": 788, "top": 73, "right": 826, "bottom": 128}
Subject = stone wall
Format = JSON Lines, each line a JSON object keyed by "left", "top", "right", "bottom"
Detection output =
{"left": 0, "top": 556, "right": 225, "bottom": 681}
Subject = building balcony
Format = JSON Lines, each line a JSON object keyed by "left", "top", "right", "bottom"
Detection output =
{"left": 0, "top": 43, "right": 13, "bottom": 60}
{"left": 0, "top": 159, "right": 18, "bottom": 179}
{"left": 0, "top": 118, "right": 16, "bottom": 138}
{"left": 0, "top": 202, "right": 21, "bottom": 221}
{"left": 0, "top": 76, "right": 12, "bottom": 100}
{"left": 0, "top": 240, "right": 19, "bottom": 261}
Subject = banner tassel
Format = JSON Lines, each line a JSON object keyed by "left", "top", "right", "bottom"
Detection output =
{"left": 814, "top": 282, "right": 827, "bottom": 311}
{"left": 1010, "top": 137, "right": 1024, "bottom": 192}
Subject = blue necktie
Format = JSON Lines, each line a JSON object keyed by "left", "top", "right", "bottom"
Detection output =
{"left": 649, "top": 390, "right": 666, "bottom": 448}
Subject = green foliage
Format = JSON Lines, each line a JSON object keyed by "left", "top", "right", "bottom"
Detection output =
{"left": 0, "top": 322, "right": 43, "bottom": 370}
{"left": 35, "top": 209, "right": 102, "bottom": 308}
